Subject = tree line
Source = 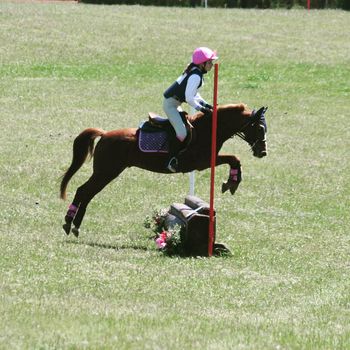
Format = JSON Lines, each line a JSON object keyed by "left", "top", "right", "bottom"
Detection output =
{"left": 80, "top": 0, "right": 350, "bottom": 9}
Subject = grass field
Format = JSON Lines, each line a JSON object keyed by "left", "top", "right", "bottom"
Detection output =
{"left": 0, "top": 2, "right": 349, "bottom": 349}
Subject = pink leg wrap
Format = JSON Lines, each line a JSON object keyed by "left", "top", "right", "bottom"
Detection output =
{"left": 67, "top": 204, "right": 78, "bottom": 218}
{"left": 230, "top": 168, "right": 238, "bottom": 182}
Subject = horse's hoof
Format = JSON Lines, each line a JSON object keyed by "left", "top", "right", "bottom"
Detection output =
{"left": 222, "top": 181, "right": 239, "bottom": 195}
{"left": 229, "top": 184, "right": 239, "bottom": 195}
{"left": 221, "top": 182, "right": 229, "bottom": 193}
{"left": 62, "top": 223, "right": 71, "bottom": 235}
{"left": 72, "top": 227, "right": 80, "bottom": 237}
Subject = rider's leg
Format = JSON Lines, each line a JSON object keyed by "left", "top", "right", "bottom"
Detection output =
{"left": 163, "top": 98, "right": 187, "bottom": 172}
{"left": 167, "top": 134, "right": 183, "bottom": 171}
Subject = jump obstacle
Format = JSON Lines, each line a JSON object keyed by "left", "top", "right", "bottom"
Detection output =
{"left": 163, "top": 195, "right": 230, "bottom": 257}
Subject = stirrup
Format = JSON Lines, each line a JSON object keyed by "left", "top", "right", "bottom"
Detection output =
{"left": 167, "top": 157, "right": 178, "bottom": 173}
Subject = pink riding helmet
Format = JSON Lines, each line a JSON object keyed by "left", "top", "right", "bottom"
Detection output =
{"left": 192, "top": 47, "right": 218, "bottom": 65}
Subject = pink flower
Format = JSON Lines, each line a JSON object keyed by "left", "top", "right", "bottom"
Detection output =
{"left": 155, "top": 231, "right": 170, "bottom": 249}
{"left": 155, "top": 237, "right": 166, "bottom": 249}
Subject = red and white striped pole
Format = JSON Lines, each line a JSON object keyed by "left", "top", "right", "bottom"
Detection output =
{"left": 208, "top": 63, "right": 219, "bottom": 256}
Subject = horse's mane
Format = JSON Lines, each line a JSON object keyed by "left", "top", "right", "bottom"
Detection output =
{"left": 188, "top": 103, "right": 251, "bottom": 124}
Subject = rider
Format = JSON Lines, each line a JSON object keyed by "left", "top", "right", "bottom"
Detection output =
{"left": 163, "top": 47, "right": 218, "bottom": 172}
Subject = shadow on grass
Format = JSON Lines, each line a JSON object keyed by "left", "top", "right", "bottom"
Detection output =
{"left": 63, "top": 239, "right": 232, "bottom": 257}
{"left": 65, "top": 239, "right": 149, "bottom": 251}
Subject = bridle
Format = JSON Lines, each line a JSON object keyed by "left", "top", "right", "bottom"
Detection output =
{"left": 232, "top": 120, "right": 266, "bottom": 147}
{"left": 234, "top": 107, "right": 268, "bottom": 150}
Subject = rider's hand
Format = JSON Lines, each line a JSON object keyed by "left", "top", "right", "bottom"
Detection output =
{"left": 199, "top": 101, "right": 213, "bottom": 111}
{"left": 199, "top": 106, "right": 212, "bottom": 114}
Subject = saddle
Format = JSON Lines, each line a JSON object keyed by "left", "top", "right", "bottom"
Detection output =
{"left": 138, "top": 112, "right": 193, "bottom": 153}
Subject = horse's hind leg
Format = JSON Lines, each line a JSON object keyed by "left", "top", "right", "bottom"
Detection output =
{"left": 63, "top": 203, "right": 79, "bottom": 235}
{"left": 63, "top": 171, "right": 119, "bottom": 236}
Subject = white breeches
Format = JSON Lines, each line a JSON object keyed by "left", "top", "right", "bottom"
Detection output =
{"left": 163, "top": 97, "right": 187, "bottom": 142}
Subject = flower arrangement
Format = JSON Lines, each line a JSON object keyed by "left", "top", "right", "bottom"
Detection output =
{"left": 144, "top": 208, "right": 184, "bottom": 255}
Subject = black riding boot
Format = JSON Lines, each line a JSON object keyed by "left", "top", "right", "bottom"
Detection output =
{"left": 166, "top": 136, "right": 183, "bottom": 173}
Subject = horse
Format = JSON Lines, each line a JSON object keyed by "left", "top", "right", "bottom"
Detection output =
{"left": 60, "top": 103, "right": 268, "bottom": 236}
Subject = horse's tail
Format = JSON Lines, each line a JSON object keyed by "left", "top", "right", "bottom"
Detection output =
{"left": 60, "top": 128, "right": 105, "bottom": 200}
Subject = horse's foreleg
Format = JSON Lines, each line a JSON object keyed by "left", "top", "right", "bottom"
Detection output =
{"left": 216, "top": 155, "right": 242, "bottom": 195}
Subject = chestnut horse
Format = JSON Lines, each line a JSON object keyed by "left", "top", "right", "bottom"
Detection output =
{"left": 60, "top": 103, "right": 268, "bottom": 236}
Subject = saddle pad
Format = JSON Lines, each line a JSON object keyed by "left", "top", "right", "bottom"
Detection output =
{"left": 138, "top": 129, "right": 169, "bottom": 153}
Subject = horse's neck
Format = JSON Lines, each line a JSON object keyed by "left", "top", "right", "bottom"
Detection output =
{"left": 191, "top": 113, "right": 211, "bottom": 134}
{"left": 191, "top": 105, "right": 249, "bottom": 140}
{"left": 217, "top": 109, "right": 245, "bottom": 140}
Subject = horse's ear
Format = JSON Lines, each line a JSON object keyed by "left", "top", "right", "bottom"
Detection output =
{"left": 252, "top": 107, "right": 265, "bottom": 122}
{"left": 251, "top": 106, "right": 268, "bottom": 132}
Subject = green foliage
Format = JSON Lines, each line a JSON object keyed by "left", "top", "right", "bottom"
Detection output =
{"left": 0, "top": 3, "right": 349, "bottom": 349}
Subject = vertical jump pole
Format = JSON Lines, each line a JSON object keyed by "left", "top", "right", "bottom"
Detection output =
{"left": 189, "top": 106, "right": 196, "bottom": 196}
{"left": 208, "top": 63, "right": 219, "bottom": 257}
{"left": 189, "top": 171, "right": 195, "bottom": 195}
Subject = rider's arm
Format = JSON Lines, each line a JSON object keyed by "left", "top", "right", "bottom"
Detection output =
{"left": 185, "top": 74, "right": 207, "bottom": 111}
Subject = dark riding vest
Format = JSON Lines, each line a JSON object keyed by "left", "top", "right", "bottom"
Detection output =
{"left": 163, "top": 67, "right": 204, "bottom": 103}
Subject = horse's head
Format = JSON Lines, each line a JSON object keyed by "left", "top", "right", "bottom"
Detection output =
{"left": 237, "top": 107, "right": 268, "bottom": 158}
{"left": 193, "top": 104, "right": 268, "bottom": 158}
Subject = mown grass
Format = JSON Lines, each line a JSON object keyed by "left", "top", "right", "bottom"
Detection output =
{"left": 0, "top": 2, "right": 349, "bottom": 349}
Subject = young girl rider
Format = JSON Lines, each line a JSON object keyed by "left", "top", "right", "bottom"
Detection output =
{"left": 163, "top": 47, "right": 218, "bottom": 172}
